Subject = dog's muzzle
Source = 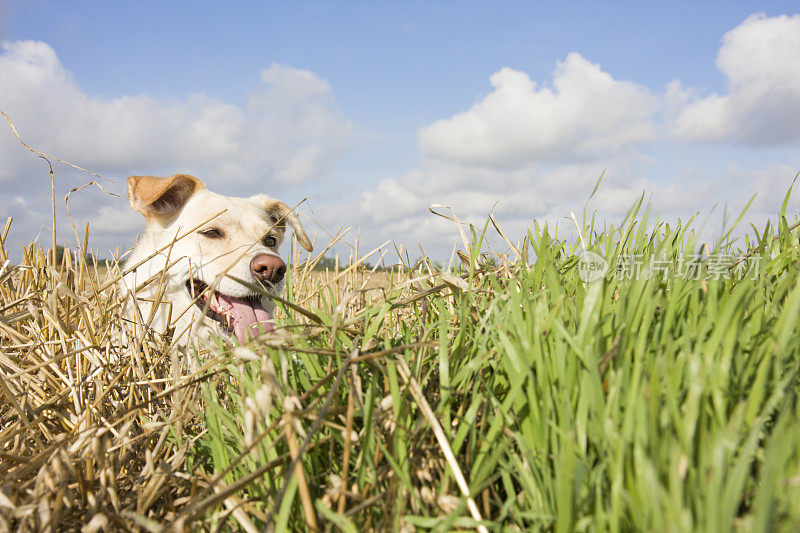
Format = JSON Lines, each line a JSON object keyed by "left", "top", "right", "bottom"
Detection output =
{"left": 185, "top": 278, "right": 274, "bottom": 343}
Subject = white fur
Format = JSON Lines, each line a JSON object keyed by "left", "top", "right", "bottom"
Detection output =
{"left": 120, "top": 177, "right": 310, "bottom": 351}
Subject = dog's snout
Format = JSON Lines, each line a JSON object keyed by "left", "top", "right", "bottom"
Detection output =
{"left": 251, "top": 254, "right": 286, "bottom": 284}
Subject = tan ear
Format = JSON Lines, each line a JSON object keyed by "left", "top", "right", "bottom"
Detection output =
{"left": 127, "top": 174, "right": 204, "bottom": 220}
{"left": 265, "top": 199, "right": 313, "bottom": 252}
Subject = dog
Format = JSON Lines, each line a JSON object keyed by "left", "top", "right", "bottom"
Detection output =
{"left": 120, "top": 173, "right": 313, "bottom": 347}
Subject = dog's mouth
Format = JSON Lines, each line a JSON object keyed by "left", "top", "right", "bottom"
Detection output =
{"left": 185, "top": 278, "right": 273, "bottom": 343}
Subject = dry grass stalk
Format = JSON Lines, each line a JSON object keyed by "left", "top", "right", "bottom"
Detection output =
{"left": 1, "top": 111, "right": 519, "bottom": 530}
{"left": 0, "top": 224, "right": 430, "bottom": 530}
{"left": 0, "top": 230, "right": 208, "bottom": 530}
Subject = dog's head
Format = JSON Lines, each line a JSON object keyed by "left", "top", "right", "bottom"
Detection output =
{"left": 127, "top": 173, "right": 313, "bottom": 343}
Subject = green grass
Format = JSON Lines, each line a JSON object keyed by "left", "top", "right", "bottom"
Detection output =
{"left": 175, "top": 193, "right": 800, "bottom": 531}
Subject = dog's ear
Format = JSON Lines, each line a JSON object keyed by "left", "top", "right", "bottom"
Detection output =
{"left": 127, "top": 174, "right": 204, "bottom": 221}
{"left": 261, "top": 198, "right": 313, "bottom": 252}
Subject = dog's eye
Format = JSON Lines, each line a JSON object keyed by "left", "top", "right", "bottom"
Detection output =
{"left": 262, "top": 235, "right": 277, "bottom": 247}
{"left": 199, "top": 228, "right": 224, "bottom": 239}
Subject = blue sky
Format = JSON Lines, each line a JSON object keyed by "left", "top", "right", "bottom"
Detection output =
{"left": 2, "top": 1, "right": 800, "bottom": 263}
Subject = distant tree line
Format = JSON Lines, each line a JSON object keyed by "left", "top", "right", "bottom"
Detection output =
{"left": 306, "top": 255, "right": 386, "bottom": 272}
{"left": 51, "top": 245, "right": 109, "bottom": 267}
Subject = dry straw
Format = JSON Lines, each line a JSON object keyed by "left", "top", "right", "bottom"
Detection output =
{"left": 0, "top": 110, "right": 498, "bottom": 531}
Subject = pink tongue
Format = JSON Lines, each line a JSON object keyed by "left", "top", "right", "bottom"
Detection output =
{"left": 215, "top": 294, "right": 273, "bottom": 343}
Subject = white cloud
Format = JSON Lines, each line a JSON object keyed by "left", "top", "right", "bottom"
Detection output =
{"left": 359, "top": 177, "right": 422, "bottom": 223}
{"left": 351, "top": 24, "right": 800, "bottom": 260}
{"left": 418, "top": 53, "right": 658, "bottom": 167}
{"left": 672, "top": 13, "right": 800, "bottom": 145}
{"left": 0, "top": 41, "right": 353, "bottom": 185}
{"left": 349, "top": 161, "right": 798, "bottom": 262}
{"left": 241, "top": 64, "right": 354, "bottom": 183}
{"left": 90, "top": 204, "right": 145, "bottom": 234}
{"left": 0, "top": 40, "right": 354, "bottom": 259}
{"left": 355, "top": 160, "right": 645, "bottom": 236}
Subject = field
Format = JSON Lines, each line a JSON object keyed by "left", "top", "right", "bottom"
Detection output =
{"left": 2, "top": 192, "right": 800, "bottom": 532}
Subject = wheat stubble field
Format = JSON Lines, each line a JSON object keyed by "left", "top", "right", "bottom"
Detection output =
{"left": 2, "top": 179, "right": 800, "bottom": 532}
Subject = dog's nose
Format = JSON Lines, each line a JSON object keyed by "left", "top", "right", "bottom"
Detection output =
{"left": 251, "top": 254, "right": 286, "bottom": 284}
